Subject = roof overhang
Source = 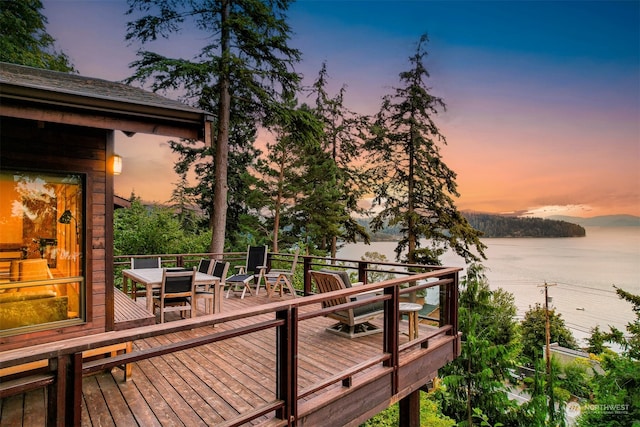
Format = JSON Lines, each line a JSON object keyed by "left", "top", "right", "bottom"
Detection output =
{"left": 0, "top": 63, "right": 213, "bottom": 144}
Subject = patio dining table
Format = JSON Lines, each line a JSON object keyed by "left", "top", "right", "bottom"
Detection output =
{"left": 122, "top": 268, "right": 223, "bottom": 314}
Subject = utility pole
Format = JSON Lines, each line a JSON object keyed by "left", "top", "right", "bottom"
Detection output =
{"left": 538, "top": 282, "right": 557, "bottom": 422}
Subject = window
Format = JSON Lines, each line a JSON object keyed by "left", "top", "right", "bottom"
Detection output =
{"left": 0, "top": 170, "right": 84, "bottom": 334}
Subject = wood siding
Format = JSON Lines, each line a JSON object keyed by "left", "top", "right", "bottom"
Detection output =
{"left": 0, "top": 117, "right": 112, "bottom": 350}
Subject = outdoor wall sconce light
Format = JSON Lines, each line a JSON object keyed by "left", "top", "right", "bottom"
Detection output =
{"left": 112, "top": 154, "right": 123, "bottom": 175}
{"left": 59, "top": 209, "right": 79, "bottom": 240}
{"left": 58, "top": 210, "right": 74, "bottom": 224}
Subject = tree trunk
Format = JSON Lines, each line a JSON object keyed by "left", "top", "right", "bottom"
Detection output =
{"left": 273, "top": 151, "right": 285, "bottom": 253}
{"left": 210, "top": 1, "right": 230, "bottom": 257}
{"left": 407, "top": 123, "right": 416, "bottom": 264}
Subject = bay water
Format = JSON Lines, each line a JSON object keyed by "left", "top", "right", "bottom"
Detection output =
{"left": 337, "top": 227, "right": 640, "bottom": 344}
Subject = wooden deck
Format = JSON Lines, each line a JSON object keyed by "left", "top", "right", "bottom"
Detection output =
{"left": 113, "top": 288, "right": 155, "bottom": 330}
{"left": 0, "top": 270, "right": 460, "bottom": 426}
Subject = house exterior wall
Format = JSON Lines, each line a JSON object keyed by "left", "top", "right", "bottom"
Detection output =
{"left": 0, "top": 117, "right": 113, "bottom": 350}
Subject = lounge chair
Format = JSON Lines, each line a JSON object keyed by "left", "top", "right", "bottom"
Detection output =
{"left": 265, "top": 248, "right": 299, "bottom": 298}
{"left": 309, "top": 270, "right": 384, "bottom": 338}
{"left": 225, "top": 245, "right": 268, "bottom": 298}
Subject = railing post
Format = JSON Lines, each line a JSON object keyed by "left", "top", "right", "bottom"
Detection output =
{"left": 358, "top": 261, "right": 368, "bottom": 284}
{"left": 440, "top": 271, "right": 460, "bottom": 355}
{"left": 383, "top": 283, "right": 399, "bottom": 395}
{"left": 276, "top": 307, "right": 298, "bottom": 425}
{"left": 69, "top": 352, "right": 83, "bottom": 426}
{"left": 303, "top": 256, "right": 312, "bottom": 296}
{"left": 47, "top": 353, "right": 81, "bottom": 427}
{"left": 266, "top": 252, "right": 273, "bottom": 270}
{"left": 450, "top": 271, "right": 459, "bottom": 337}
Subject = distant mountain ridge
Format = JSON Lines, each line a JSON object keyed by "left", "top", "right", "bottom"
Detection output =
{"left": 546, "top": 214, "right": 640, "bottom": 227}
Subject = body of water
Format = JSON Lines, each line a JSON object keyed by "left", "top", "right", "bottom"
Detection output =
{"left": 337, "top": 227, "right": 640, "bottom": 344}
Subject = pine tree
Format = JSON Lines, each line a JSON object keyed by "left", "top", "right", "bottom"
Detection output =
{"left": 259, "top": 101, "right": 324, "bottom": 252}
{"left": 125, "top": 0, "right": 301, "bottom": 253}
{"left": 284, "top": 105, "right": 346, "bottom": 254}
{"left": 0, "top": 0, "right": 75, "bottom": 71}
{"left": 309, "top": 63, "right": 370, "bottom": 257}
{"left": 364, "top": 34, "right": 485, "bottom": 265}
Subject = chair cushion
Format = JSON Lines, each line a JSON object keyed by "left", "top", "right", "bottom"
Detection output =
{"left": 160, "top": 296, "right": 190, "bottom": 305}
{"left": 351, "top": 294, "right": 384, "bottom": 316}
{"left": 226, "top": 274, "right": 253, "bottom": 283}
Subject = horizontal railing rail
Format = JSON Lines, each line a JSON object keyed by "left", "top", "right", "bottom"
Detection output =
{"left": 116, "top": 252, "right": 446, "bottom": 297}
{"left": 1, "top": 255, "right": 460, "bottom": 426}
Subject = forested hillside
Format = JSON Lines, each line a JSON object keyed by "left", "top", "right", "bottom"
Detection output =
{"left": 463, "top": 212, "right": 586, "bottom": 237}
{"left": 358, "top": 213, "right": 586, "bottom": 240}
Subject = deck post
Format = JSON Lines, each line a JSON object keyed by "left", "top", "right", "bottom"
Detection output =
{"left": 357, "top": 261, "right": 368, "bottom": 284}
{"left": 398, "top": 389, "right": 421, "bottom": 427}
{"left": 303, "top": 256, "right": 312, "bottom": 296}
{"left": 383, "top": 284, "right": 399, "bottom": 394}
{"left": 276, "top": 306, "right": 298, "bottom": 424}
{"left": 69, "top": 352, "right": 83, "bottom": 426}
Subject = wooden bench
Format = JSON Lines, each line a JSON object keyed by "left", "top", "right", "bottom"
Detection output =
{"left": 114, "top": 287, "right": 155, "bottom": 330}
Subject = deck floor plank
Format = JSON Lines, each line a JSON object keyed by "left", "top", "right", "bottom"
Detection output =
{"left": 115, "top": 361, "right": 162, "bottom": 427}
{"left": 134, "top": 356, "right": 192, "bottom": 426}
{"left": 83, "top": 375, "right": 116, "bottom": 427}
{"left": 182, "top": 333, "right": 274, "bottom": 419}
{"left": 96, "top": 372, "right": 139, "bottom": 426}
{"left": 144, "top": 335, "right": 235, "bottom": 425}
{"left": 0, "top": 392, "right": 26, "bottom": 426}
{"left": 134, "top": 340, "right": 210, "bottom": 427}
{"left": 23, "top": 388, "right": 45, "bottom": 426}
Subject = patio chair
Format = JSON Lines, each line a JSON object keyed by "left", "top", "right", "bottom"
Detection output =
{"left": 309, "top": 270, "right": 384, "bottom": 338}
{"left": 153, "top": 268, "right": 196, "bottom": 323}
{"left": 224, "top": 245, "right": 268, "bottom": 299}
{"left": 131, "top": 257, "right": 161, "bottom": 269}
{"left": 265, "top": 248, "right": 299, "bottom": 298}
{"left": 129, "top": 257, "right": 161, "bottom": 299}
{"left": 195, "top": 261, "right": 229, "bottom": 315}
{"left": 196, "top": 258, "right": 215, "bottom": 275}
{"left": 194, "top": 258, "right": 215, "bottom": 293}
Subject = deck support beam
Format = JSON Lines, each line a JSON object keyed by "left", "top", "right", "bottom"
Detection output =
{"left": 399, "top": 389, "right": 421, "bottom": 427}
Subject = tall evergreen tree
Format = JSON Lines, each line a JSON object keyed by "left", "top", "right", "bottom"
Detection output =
{"left": 283, "top": 105, "right": 346, "bottom": 255}
{"left": 168, "top": 174, "right": 205, "bottom": 234}
{"left": 310, "top": 63, "right": 370, "bottom": 257}
{"left": 125, "top": 0, "right": 301, "bottom": 253}
{"left": 0, "top": 0, "right": 75, "bottom": 71}
{"left": 259, "top": 101, "right": 324, "bottom": 252}
{"left": 364, "top": 34, "right": 485, "bottom": 265}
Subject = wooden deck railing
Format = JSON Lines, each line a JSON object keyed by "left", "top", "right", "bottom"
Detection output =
{"left": 117, "top": 252, "right": 452, "bottom": 296}
{"left": 1, "top": 254, "right": 460, "bottom": 426}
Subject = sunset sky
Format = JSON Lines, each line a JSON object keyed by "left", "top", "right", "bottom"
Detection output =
{"left": 42, "top": 0, "right": 640, "bottom": 218}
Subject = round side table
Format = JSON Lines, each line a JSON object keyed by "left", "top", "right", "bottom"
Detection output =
{"left": 399, "top": 302, "right": 423, "bottom": 340}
